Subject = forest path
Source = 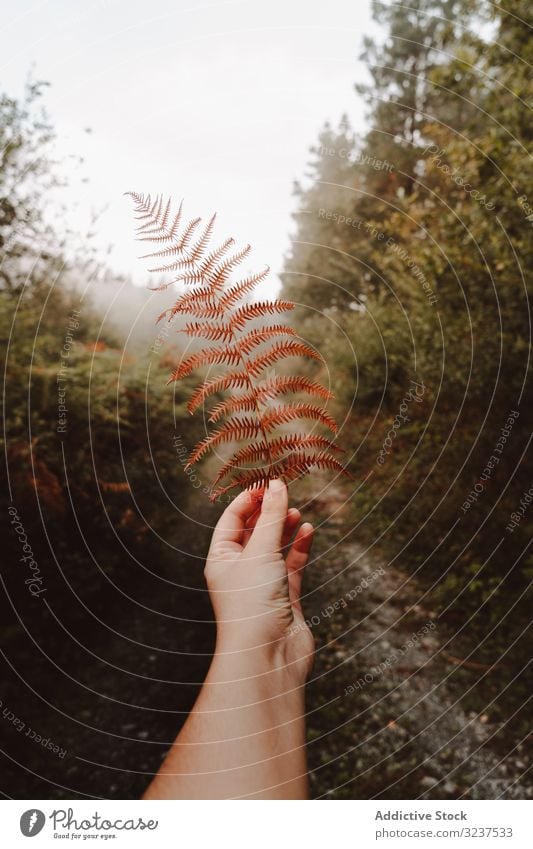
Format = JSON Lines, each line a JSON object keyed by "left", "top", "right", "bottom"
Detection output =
{"left": 302, "top": 482, "right": 530, "bottom": 799}
{"left": 16, "top": 479, "right": 526, "bottom": 801}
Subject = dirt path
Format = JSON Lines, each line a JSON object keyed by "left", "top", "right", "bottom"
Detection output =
{"left": 302, "top": 485, "right": 531, "bottom": 799}
{"left": 2, "top": 484, "right": 528, "bottom": 800}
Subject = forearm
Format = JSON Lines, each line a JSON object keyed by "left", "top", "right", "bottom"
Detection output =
{"left": 143, "top": 643, "right": 309, "bottom": 800}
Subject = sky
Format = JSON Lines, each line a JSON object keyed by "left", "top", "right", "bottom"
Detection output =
{"left": 1, "top": 0, "right": 374, "bottom": 291}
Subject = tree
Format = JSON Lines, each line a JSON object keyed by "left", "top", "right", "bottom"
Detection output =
{"left": 0, "top": 80, "right": 66, "bottom": 290}
{"left": 282, "top": 0, "right": 533, "bottom": 625}
{"left": 282, "top": 117, "right": 365, "bottom": 317}
{"left": 358, "top": 0, "right": 478, "bottom": 193}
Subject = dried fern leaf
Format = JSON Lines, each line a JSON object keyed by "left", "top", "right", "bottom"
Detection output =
{"left": 126, "top": 192, "right": 349, "bottom": 499}
{"left": 212, "top": 435, "right": 343, "bottom": 487}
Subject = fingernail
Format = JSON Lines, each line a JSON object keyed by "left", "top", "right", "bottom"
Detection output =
{"left": 262, "top": 478, "right": 285, "bottom": 505}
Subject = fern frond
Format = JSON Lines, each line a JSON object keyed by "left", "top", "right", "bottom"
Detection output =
{"left": 148, "top": 255, "right": 197, "bottom": 274}
{"left": 210, "top": 467, "right": 275, "bottom": 500}
{"left": 237, "top": 324, "right": 297, "bottom": 356}
{"left": 198, "top": 237, "right": 235, "bottom": 276}
{"left": 136, "top": 197, "right": 172, "bottom": 239}
{"left": 188, "top": 213, "right": 216, "bottom": 261}
{"left": 157, "top": 287, "right": 222, "bottom": 322}
{"left": 187, "top": 370, "right": 252, "bottom": 413}
{"left": 148, "top": 280, "right": 175, "bottom": 293}
{"left": 126, "top": 192, "right": 155, "bottom": 225}
{"left": 208, "top": 388, "right": 266, "bottom": 423}
{"left": 126, "top": 192, "right": 347, "bottom": 497}
{"left": 261, "top": 403, "right": 339, "bottom": 434}
{"left": 246, "top": 340, "right": 322, "bottom": 378}
{"left": 206, "top": 377, "right": 326, "bottom": 424}
{"left": 255, "top": 375, "right": 333, "bottom": 403}
{"left": 140, "top": 216, "right": 201, "bottom": 261}
{"left": 210, "top": 451, "right": 349, "bottom": 500}
{"left": 219, "top": 267, "right": 270, "bottom": 310}
{"left": 166, "top": 300, "right": 225, "bottom": 323}
{"left": 169, "top": 342, "right": 243, "bottom": 381}
{"left": 171, "top": 269, "right": 206, "bottom": 285}
{"left": 135, "top": 197, "right": 183, "bottom": 243}
{"left": 187, "top": 416, "right": 261, "bottom": 466}
{"left": 212, "top": 434, "right": 343, "bottom": 486}
{"left": 168, "top": 286, "right": 213, "bottom": 311}
{"left": 171, "top": 329, "right": 303, "bottom": 381}
{"left": 180, "top": 320, "right": 234, "bottom": 342}
{"left": 231, "top": 300, "right": 295, "bottom": 331}
{"left": 208, "top": 244, "right": 251, "bottom": 289}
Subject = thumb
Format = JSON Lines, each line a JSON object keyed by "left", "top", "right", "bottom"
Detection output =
{"left": 248, "top": 479, "right": 288, "bottom": 555}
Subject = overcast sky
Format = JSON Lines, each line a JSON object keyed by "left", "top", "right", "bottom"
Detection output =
{"left": 2, "top": 0, "right": 373, "bottom": 290}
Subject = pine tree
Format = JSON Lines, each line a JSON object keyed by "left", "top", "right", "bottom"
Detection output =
{"left": 282, "top": 117, "right": 365, "bottom": 316}
{"left": 358, "top": 0, "right": 475, "bottom": 195}
{"left": 282, "top": 0, "right": 477, "bottom": 317}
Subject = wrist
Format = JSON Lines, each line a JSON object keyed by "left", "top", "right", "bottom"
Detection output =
{"left": 212, "top": 632, "right": 309, "bottom": 691}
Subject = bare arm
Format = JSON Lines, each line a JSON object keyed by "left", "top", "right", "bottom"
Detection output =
{"left": 143, "top": 480, "right": 315, "bottom": 800}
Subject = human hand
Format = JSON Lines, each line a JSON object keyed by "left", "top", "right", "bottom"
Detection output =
{"left": 205, "top": 479, "right": 315, "bottom": 682}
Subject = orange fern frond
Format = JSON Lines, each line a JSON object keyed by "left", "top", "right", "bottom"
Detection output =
{"left": 254, "top": 375, "right": 334, "bottom": 403}
{"left": 198, "top": 237, "right": 235, "bottom": 276}
{"left": 246, "top": 340, "right": 321, "bottom": 378}
{"left": 155, "top": 287, "right": 216, "bottom": 322}
{"left": 161, "top": 295, "right": 224, "bottom": 323}
{"left": 180, "top": 320, "right": 234, "bottom": 342}
{"left": 188, "top": 213, "right": 217, "bottom": 261}
{"left": 230, "top": 300, "right": 295, "bottom": 331}
{"left": 220, "top": 268, "right": 270, "bottom": 309}
{"left": 261, "top": 403, "right": 339, "bottom": 434}
{"left": 187, "top": 370, "right": 252, "bottom": 414}
{"left": 207, "top": 384, "right": 334, "bottom": 424}
{"left": 208, "top": 244, "right": 252, "bottom": 290}
{"left": 126, "top": 192, "right": 349, "bottom": 499}
{"left": 212, "top": 434, "right": 343, "bottom": 487}
{"left": 186, "top": 416, "right": 261, "bottom": 467}
{"left": 136, "top": 197, "right": 173, "bottom": 239}
{"left": 211, "top": 451, "right": 347, "bottom": 500}
{"left": 208, "top": 389, "right": 266, "bottom": 423}
{"left": 237, "top": 325, "right": 297, "bottom": 356}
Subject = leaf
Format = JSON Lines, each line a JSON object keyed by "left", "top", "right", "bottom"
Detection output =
{"left": 126, "top": 193, "right": 347, "bottom": 496}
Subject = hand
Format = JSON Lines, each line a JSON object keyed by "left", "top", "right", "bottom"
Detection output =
{"left": 205, "top": 479, "right": 315, "bottom": 682}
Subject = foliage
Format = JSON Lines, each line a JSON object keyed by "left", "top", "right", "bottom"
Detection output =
{"left": 282, "top": 0, "right": 533, "bottom": 622}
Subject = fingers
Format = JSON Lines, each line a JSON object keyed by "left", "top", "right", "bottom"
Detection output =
{"left": 247, "top": 478, "right": 288, "bottom": 555}
{"left": 286, "top": 522, "right": 314, "bottom": 610}
{"left": 243, "top": 505, "right": 300, "bottom": 548}
{"left": 282, "top": 508, "right": 301, "bottom": 548}
{"left": 242, "top": 506, "right": 261, "bottom": 547}
{"left": 208, "top": 488, "right": 257, "bottom": 554}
